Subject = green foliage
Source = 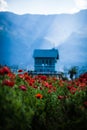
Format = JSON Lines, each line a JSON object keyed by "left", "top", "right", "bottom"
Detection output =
{"left": 68, "top": 66, "right": 78, "bottom": 80}
{"left": 0, "top": 68, "right": 87, "bottom": 130}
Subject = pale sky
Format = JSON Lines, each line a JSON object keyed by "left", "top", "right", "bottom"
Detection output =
{"left": 0, "top": 0, "right": 87, "bottom": 14}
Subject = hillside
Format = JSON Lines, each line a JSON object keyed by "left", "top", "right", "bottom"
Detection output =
{"left": 0, "top": 10, "right": 87, "bottom": 70}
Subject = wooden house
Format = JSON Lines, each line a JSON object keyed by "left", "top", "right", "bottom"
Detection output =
{"left": 33, "top": 48, "right": 59, "bottom": 73}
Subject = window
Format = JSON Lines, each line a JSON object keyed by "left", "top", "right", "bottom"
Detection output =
{"left": 42, "top": 59, "right": 44, "bottom": 64}
{"left": 49, "top": 59, "right": 52, "bottom": 65}
{"left": 46, "top": 59, "right": 48, "bottom": 64}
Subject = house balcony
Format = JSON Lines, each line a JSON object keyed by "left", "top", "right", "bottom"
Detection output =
{"left": 34, "top": 64, "right": 55, "bottom": 73}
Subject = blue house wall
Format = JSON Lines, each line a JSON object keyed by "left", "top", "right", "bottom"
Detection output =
{"left": 33, "top": 48, "right": 59, "bottom": 73}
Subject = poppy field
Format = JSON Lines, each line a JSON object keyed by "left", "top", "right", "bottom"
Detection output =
{"left": 0, "top": 66, "right": 87, "bottom": 130}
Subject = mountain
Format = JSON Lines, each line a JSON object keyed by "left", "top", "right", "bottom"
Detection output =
{"left": 0, "top": 10, "right": 87, "bottom": 71}
{"left": 58, "top": 32, "right": 87, "bottom": 68}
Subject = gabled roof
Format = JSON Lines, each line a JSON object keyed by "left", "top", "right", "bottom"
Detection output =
{"left": 33, "top": 48, "right": 59, "bottom": 59}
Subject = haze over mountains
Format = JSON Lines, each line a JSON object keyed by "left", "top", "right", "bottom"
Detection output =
{"left": 0, "top": 10, "right": 87, "bottom": 71}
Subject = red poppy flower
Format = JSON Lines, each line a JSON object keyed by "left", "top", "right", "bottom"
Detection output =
{"left": 0, "top": 66, "right": 11, "bottom": 75}
{"left": 35, "top": 93, "right": 43, "bottom": 99}
{"left": 3, "top": 66, "right": 11, "bottom": 74}
{"left": 0, "top": 68, "right": 4, "bottom": 75}
{"left": 18, "top": 74, "right": 24, "bottom": 79}
{"left": 67, "top": 86, "right": 72, "bottom": 90}
{"left": 70, "top": 87, "right": 77, "bottom": 94}
{"left": 2, "top": 79, "right": 15, "bottom": 87}
{"left": 18, "top": 69, "right": 23, "bottom": 72}
{"left": 33, "top": 85, "right": 38, "bottom": 89}
{"left": 58, "top": 95, "right": 65, "bottom": 99}
{"left": 48, "top": 89, "right": 53, "bottom": 94}
{"left": 7, "top": 73, "right": 15, "bottom": 80}
{"left": 19, "top": 85, "right": 27, "bottom": 91}
{"left": 39, "top": 75, "right": 47, "bottom": 81}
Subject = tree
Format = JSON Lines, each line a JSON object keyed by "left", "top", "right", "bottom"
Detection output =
{"left": 68, "top": 66, "right": 78, "bottom": 80}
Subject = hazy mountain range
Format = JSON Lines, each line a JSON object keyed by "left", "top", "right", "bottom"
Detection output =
{"left": 0, "top": 10, "right": 87, "bottom": 71}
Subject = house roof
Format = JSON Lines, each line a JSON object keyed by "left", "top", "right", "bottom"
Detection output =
{"left": 33, "top": 48, "right": 59, "bottom": 59}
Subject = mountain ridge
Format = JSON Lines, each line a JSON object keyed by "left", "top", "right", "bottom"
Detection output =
{"left": 0, "top": 10, "right": 87, "bottom": 70}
